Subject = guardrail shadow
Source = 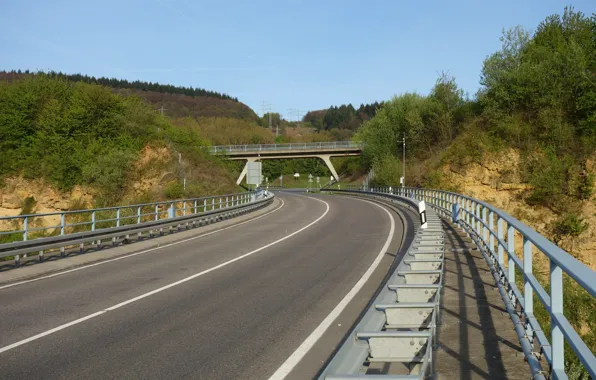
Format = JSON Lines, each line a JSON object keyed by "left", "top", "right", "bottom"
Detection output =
{"left": 439, "top": 219, "right": 522, "bottom": 379}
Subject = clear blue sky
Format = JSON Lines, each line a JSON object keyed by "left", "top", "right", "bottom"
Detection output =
{"left": 2, "top": 0, "right": 595, "bottom": 119}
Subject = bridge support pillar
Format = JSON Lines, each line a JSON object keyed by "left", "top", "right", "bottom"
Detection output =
{"left": 236, "top": 157, "right": 257, "bottom": 185}
{"left": 319, "top": 155, "right": 340, "bottom": 183}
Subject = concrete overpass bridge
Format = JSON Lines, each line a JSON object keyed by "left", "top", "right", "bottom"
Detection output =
{"left": 208, "top": 141, "right": 362, "bottom": 184}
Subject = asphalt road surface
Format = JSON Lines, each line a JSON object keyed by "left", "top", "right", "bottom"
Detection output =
{"left": 0, "top": 192, "right": 410, "bottom": 380}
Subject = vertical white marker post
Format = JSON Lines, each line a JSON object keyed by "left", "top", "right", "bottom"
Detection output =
{"left": 419, "top": 200, "right": 428, "bottom": 229}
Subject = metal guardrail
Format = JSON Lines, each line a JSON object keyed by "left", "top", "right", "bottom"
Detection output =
{"left": 319, "top": 189, "right": 445, "bottom": 379}
{"left": 0, "top": 190, "right": 273, "bottom": 266}
{"left": 345, "top": 185, "right": 596, "bottom": 380}
{"left": 208, "top": 141, "right": 363, "bottom": 154}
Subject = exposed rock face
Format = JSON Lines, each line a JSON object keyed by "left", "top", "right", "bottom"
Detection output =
{"left": 0, "top": 145, "right": 174, "bottom": 232}
{"left": 441, "top": 149, "right": 595, "bottom": 270}
{"left": 0, "top": 178, "right": 94, "bottom": 231}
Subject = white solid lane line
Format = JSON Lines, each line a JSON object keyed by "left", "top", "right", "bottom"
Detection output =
{"left": 0, "top": 197, "right": 330, "bottom": 354}
{"left": 0, "top": 197, "right": 287, "bottom": 290}
{"left": 267, "top": 198, "right": 396, "bottom": 380}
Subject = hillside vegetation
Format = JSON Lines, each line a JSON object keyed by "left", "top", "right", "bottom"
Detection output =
{"left": 0, "top": 75, "right": 239, "bottom": 207}
{"left": 357, "top": 8, "right": 595, "bottom": 377}
{"left": 361, "top": 7, "right": 595, "bottom": 216}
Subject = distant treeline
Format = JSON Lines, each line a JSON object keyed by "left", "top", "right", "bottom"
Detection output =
{"left": 0, "top": 70, "right": 238, "bottom": 102}
{"left": 303, "top": 102, "right": 381, "bottom": 130}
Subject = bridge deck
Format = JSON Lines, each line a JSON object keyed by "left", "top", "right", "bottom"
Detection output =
{"left": 436, "top": 220, "right": 531, "bottom": 380}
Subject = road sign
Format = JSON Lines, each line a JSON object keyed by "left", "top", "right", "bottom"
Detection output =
{"left": 308, "top": 178, "right": 313, "bottom": 183}
{"left": 246, "top": 162, "right": 262, "bottom": 185}
{"left": 308, "top": 173, "right": 313, "bottom": 179}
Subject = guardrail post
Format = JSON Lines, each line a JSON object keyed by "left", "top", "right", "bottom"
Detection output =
{"left": 507, "top": 225, "right": 515, "bottom": 301}
{"left": 466, "top": 200, "right": 472, "bottom": 230}
{"left": 183, "top": 201, "right": 187, "bottom": 216}
{"left": 155, "top": 204, "right": 159, "bottom": 221}
{"left": 482, "top": 207, "right": 488, "bottom": 248}
{"left": 137, "top": 206, "right": 142, "bottom": 240}
{"left": 204, "top": 199, "right": 207, "bottom": 213}
{"left": 113, "top": 208, "right": 121, "bottom": 247}
{"left": 488, "top": 211, "right": 495, "bottom": 257}
{"left": 60, "top": 213, "right": 66, "bottom": 257}
{"left": 550, "top": 260, "right": 564, "bottom": 373}
{"left": 212, "top": 198, "right": 215, "bottom": 211}
{"left": 475, "top": 203, "right": 481, "bottom": 236}
{"left": 497, "top": 217, "right": 504, "bottom": 266}
{"left": 523, "top": 236, "right": 534, "bottom": 340}
{"left": 23, "top": 216, "right": 28, "bottom": 241}
{"left": 193, "top": 200, "right": 198, "bottom": 214}
{"left": 226, "top": 196, "right": 229, "bottom": 208}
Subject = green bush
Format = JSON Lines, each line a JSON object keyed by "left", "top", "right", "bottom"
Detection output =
{"left": 577, "top": 172, "right": 594, "bottom": 200}
{"left": 20, "top": 196, "right": 37, "bottom": 215}
{"left": 552, "top": 213, "right": 589, "bottom": 244}
{"left": 525, "top": 151, "right": 571, "bottom": 209}
{"left": 164, "top": 182, "right": 184, "bottom": 199}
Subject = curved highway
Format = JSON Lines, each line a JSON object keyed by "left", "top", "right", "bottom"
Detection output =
{"left": 0, "top": 192, "right": 413, "bottom": 380}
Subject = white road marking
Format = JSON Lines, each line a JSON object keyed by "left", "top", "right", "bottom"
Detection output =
{"left": 267, "top": 198, "right": 396, "bottom": 380}
{"left": 0, "top": 197, "right": 330, "bottom": 354}
{"left": 0, "top": 198, "right": 286, "bottom": 290}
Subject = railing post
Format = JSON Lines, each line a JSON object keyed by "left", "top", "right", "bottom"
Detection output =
{"left": 194, "top": 200, "right": 198, "bottom": 214}
{"left": 497, "top": 217, "right": 504, "bottom": 266}
{"left": 204, "top": 199, "right": 207, "bottom": 213}
{"left": 60, "top": 213, "right": 66, "bottom": 257}
{"left": 155, "top": 204, "right": 159, "bottom": 221}
{"left": 23, "top": 216, "right": 28, "bottom": 241}
{"left": 550, "top": 260, "right": 564, "bottom": 373}
{"left": 116, "top": 208, "right": 121, "bottom": 227}
{"left": 212, "top": 198, "right": 215, "bottom": 211}
{"left": 226, "top": 196, "right": 229, "bottom": 208}
{"left": 183, "top": 201, "right": 187, "bottom": 216}
{"left": 523, "top": 236, "right": 534, "bottom": 334}
{"left": 475, "top": 203, "right": 481, "bottom": 236}
{"left": 470, "top": 201, "right": 475, "bottom": 232}
{"left": 488, "top": 211, "right": 494, "bottom": 255}
{"left": 507, "top": 225, "right": 515, "bottom": 295}
{"left": 482, "top": 207, "right": 488, "bottom": 248}
{"left": 137, "top": 206, "right": 142, "bottom": 240}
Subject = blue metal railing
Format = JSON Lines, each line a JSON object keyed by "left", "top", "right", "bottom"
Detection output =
{"left": 347, "top": 185, "right": 596, "bottom": 380}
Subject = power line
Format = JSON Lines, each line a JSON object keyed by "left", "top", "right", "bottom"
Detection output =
{"left": 260, "top": 101, "right": 273, "bottom": 128}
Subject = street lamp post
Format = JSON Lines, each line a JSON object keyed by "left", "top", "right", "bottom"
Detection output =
{"left": 398, "top": 134, "right": 406, "bottom": 187}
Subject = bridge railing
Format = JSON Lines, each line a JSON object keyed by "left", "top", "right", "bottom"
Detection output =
{"left": 208, "top": 141, "right": 362, "bottom": 154}
{"left": 0, "top": 190, "right": 271, "bottom": 266}
{"left": 346, "top": 185, "right": 595, "bottom": 380}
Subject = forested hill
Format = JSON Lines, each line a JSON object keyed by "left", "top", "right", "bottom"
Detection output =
{"left": 0, "top": 70, "right": 259, "bottom": 121}
{"left": 303, "top": 102, "right": 381, "bottom": 131}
